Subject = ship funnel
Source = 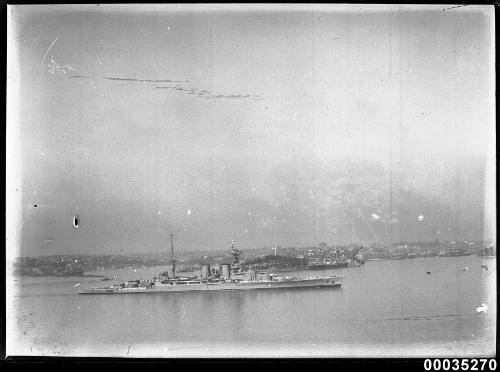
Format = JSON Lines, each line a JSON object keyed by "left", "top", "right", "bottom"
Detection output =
{"left": 248, "top": 269, "right": 257, "bottom": 281}
{"left": 221, "top": 264, "right": 231, "bottom": 278}
{"left": 201, "top": 264, "right": 211, "bottom": 278}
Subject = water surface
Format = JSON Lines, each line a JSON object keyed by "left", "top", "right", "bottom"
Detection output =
{"left": 7, "top": 256, "right": 496, "bottom": 357}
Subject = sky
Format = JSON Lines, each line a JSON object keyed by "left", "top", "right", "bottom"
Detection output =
{"left": 7, "top": 4, "right": 496, "bottom": 256}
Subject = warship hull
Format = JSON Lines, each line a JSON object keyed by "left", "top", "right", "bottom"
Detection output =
{"left": 79, "top": 276, "right": 342, "bottom": 294}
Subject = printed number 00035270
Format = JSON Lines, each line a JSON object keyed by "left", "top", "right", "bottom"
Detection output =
{"left": 424, "top": 359, "right": 497, "bottom": 371}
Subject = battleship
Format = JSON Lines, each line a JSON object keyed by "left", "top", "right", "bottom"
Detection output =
{"left": 79, "top": 236, "right": 343, "bottom": 294}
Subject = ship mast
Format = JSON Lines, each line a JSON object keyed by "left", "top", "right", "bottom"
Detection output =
{"left": 230, "top": 241, "right": 243, "bottom": 274}
{"left": 170, "top": 233, "right": 176, "bottom": 278}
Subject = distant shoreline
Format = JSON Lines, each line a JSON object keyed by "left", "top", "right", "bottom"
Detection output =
{"left": 12, "top": 273, "right": 108, "bottom": 278}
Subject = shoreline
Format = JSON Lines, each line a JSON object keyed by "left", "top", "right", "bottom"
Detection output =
{"left": 12, "top": 274, "right": 108, "bottom": 279}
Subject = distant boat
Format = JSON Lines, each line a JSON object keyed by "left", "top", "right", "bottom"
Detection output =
{"left": 307, "top": 261, "right": 348, "bottom": 270}
{"left": 421, "top": 251, "right": 438, "bottom": 257}
{"left": 438, "top": 249, "right": 472, "bottom": 257}
{"left": 390, "top": 253, "right": 405, "bottom": 260}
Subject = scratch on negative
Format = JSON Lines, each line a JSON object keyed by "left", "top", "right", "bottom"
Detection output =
{"left": 442, "top": 4, "right": 469, "bottom": 11}
{"left": 41, "top": 36, "right": 60, "bottom": 67}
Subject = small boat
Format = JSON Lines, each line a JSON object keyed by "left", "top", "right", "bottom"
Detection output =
{"left": 390, "top": 253, "right": 405, "bottom": 260}
{"left": 347, "top": 260, "right": 361, "bottom": 267}
{"left": 438, "top": 249, "right": 472, "bottom": 257}
{"left": 306, "top": 261, "right": 348, "bottom": 270}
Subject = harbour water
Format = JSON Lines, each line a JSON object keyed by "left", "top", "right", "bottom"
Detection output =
{"left": 7, "top": 256, "right": 496, "bottom": 357}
